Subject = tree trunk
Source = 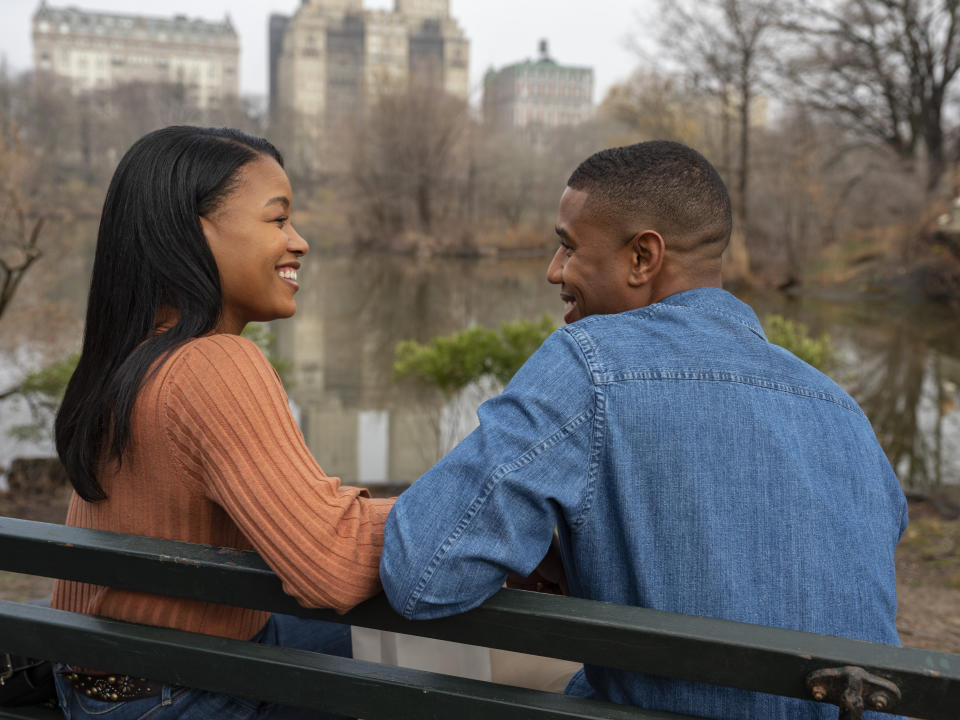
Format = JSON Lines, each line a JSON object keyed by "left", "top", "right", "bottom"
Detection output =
{"left": 733, "top": 52, "right": 753, "bottom": 282}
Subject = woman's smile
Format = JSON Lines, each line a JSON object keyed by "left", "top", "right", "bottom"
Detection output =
{"left": 277, "top": 265, "right": 300, "bottom": 288}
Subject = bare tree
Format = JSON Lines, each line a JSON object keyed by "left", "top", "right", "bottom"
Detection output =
{"left": 0, "top": 138, "right": 44, "bottom": 327}
{"left": 782, "top": 0, "right": 960, "bottom": 193}
{"left": 473, "top": 130, "right": 538, "bottom": 228}
{"left": 0, "top": 190, "right": 43, "bottom": 326}
{"left": 599, "top": 69, "right": 709, "bottom": 148}
{"left": 349, "top": 85, "right": 470, "bottom": 247}
{"left": 651, "top": 0, "right": 783, "bottom": 278}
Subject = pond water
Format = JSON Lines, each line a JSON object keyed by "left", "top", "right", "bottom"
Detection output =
{"left": 1, "top": 250, "right": 957, "bottom": 495}
{"left": 273, "top": 254, "right": 960, "bottom": 495}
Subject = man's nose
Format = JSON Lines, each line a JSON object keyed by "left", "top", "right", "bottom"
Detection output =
{"left": 546, "top": 248, "right": 564, "bottom": 284}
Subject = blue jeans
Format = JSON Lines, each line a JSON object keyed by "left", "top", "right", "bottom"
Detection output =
{"left": 53, "top": 614, "right": 352, "bottom": 719}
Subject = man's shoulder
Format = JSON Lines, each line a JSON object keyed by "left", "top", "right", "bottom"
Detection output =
{"left": 561, "top": 291, "right": 864, "bottom": 416}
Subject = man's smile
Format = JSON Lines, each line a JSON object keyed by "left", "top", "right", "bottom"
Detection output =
{"left": 560, "top": 292, "right": 577, "bottom": 323}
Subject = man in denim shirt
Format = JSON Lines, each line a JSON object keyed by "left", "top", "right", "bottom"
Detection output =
{"left": 380, "top": 141, "right": 907, "bottom": 719}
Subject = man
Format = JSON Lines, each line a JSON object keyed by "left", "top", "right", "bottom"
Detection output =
{"left": 380, "top": 141, "right": 907, "bottom": 718}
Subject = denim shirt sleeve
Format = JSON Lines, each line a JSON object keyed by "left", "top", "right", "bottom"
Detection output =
{"left": 380, "top": 328, "right": 596, "bottom": 619}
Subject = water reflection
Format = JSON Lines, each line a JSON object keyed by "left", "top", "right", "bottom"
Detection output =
{"left": 273, "top": 254, "right": 562, "bottom": 487}
{"left": 278, "top": 256, "right": 960, "bottom": 492}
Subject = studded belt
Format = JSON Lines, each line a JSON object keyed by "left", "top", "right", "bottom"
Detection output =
{"left": 61, "top": 670, "right": 161, "bottom": 702}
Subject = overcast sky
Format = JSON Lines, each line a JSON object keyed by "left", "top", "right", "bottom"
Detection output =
{"left": 1, "top": 0, "right": 653, "bottom": 104}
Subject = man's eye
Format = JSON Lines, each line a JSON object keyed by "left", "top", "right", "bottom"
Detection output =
{"left": 561, "top": 243, "right": 574, "bottom": 256}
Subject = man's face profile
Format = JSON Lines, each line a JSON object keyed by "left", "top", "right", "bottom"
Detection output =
{"left": 547, "top": 187, "right": 641, "bottom": 324}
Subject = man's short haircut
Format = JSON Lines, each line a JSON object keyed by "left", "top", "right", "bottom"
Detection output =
{"left": 567, "top": 141, "right": 732, "bottom": 254}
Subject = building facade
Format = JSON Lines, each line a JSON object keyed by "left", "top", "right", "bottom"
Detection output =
{"left": 32, "top": 1, "right": 239, "bottom": 109}
{"left": 483, "top": 41, "right": 593, "bottom": 131}
{"left": 270, "top": 0, "right": 469, "bottom": 173}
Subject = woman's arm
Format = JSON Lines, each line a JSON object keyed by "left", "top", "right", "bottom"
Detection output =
{"left": 162, "top": 334, "right": 394, "bottom": 613}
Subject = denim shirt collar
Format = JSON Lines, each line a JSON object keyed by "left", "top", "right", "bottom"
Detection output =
{"left": 648, "top": 287, "right": 767, "bottom": 341}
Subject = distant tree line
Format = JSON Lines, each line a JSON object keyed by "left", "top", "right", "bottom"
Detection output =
{"left": 0, "top": 0, "right": 958, "bottom": 298}
{"left": 323, "top": 0, "right": 960, "bottom": 287}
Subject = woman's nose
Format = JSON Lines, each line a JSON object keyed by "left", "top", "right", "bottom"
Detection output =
{"left": 289, "top": 224, "right": 309, "bottom": 256}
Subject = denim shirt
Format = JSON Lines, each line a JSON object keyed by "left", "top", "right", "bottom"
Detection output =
{"left": 380, "top": 288, "right": 908, "bottom": 719}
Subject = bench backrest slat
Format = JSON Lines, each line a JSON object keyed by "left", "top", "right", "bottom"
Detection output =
{"left": 0, "top": 600, "right": 693, "bottom": 720}
{"left": 3, "top": 516, "right": 959, "bottom": 718}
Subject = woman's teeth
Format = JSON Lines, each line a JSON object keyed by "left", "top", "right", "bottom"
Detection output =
{"left": 279, "top": 268, "right": 298, "bottom": 281}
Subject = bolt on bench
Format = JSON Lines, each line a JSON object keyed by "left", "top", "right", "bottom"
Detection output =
{"left": 1, "top": 516, "right": 958, "bottom": 720}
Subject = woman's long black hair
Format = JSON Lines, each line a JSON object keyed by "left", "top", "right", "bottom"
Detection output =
{"left": 55, "top": 126, "right": 284, "bottom": 501}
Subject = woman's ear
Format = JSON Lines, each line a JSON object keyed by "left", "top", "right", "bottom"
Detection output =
{"left": 627, "top": 230, "right": 665, "bottom": 287}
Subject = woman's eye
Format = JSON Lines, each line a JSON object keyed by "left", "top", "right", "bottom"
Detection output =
{"left": 273, "top": 216, "right": 288, "bottom": 227}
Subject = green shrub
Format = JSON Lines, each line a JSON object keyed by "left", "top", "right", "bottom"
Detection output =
{"left": 394, "top": 316, "right": 556, "bottom": 396}
{"left": 242, "top": 322, "right": 292, "bottom": 385}
{"left": 7, "top": 353, "right": 78, "bottom": 441}
{"left": 763, "top": 314, "right": 835, "bottom": 371}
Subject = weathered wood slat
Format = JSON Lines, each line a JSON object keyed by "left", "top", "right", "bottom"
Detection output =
{"left": 2, "top": 516, "right": 959, "bottom": 718}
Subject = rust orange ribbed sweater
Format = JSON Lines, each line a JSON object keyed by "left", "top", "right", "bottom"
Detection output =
{"left": 52, "top": 333, "right": 395, "bottom": 640}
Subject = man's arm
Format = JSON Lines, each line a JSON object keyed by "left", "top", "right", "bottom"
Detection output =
{"left": 380, "top": 329, "right": 596, "bottom": 620}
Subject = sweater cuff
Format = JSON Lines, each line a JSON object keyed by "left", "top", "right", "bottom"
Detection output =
{"left": 367, "top": 497, "right": 397, "bottom": 530}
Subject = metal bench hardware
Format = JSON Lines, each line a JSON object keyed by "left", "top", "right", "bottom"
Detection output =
{"left": 807, "top": 665, "right": 901, "bottom": 719}
{"left": 1, "top": 652, "right": 13, "bottom": 686}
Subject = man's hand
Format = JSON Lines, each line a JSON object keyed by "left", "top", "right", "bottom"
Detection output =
{"left": 506, "top": 534, "right": 569, "bottom": 595}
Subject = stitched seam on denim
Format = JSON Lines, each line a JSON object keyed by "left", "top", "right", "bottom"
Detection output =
{"left": 402, "top": 406, "right": 595, "bottom": 618}
{"left": 139, "top": 686, "right": 190, "bottom": 719}
{"left": 594, "top": 370, "right": 865, "bottom": 417}
{"left": 572, "top": 383, "right": 606, "bottom": 529}
{"left": 564, "top": 323, "right": 606, "bottom": 375}
{"left": 559, "top": 325, "right": 603, "bottom": 527}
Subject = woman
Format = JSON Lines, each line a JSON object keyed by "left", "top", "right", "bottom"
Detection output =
{"left": 52, "top": 126, "right": 394, "bottom": 719}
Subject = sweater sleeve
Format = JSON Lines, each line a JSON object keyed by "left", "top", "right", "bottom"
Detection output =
{"left": 162, "top": 334, "right": 394, "bottom": 613}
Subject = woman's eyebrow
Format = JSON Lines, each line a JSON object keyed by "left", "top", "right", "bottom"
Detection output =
{"left": 264, "top": 196, "right": 290, "bottom": 209}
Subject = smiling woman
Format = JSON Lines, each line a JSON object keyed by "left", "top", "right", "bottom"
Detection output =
{"left": 50, "top": 126, "right": 393, "bottom": 720}
{"left": 199, "top": 155, "right": 308, "bottom": 334}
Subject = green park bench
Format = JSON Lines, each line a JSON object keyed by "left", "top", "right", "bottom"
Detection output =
{"left": 0, "top": 516, "right": 958, "bottom": 720}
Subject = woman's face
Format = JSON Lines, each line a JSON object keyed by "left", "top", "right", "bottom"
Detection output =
{"left": 200, "top": 155, "right": 308, "bottom": 335}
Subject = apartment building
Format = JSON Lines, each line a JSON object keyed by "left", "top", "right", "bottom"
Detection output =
{"left": 483, "top": 41, "right": 593, "bottom": 131}
{"left": 32, "top": 1, "right": 239, "bottom": 109}
{"left": 271, "top": 0, "right": 469, "bottom": 173}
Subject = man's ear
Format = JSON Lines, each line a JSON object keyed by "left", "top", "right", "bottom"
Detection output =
{"left": 627, "top": 230, "right": 665, "bottom": 287}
